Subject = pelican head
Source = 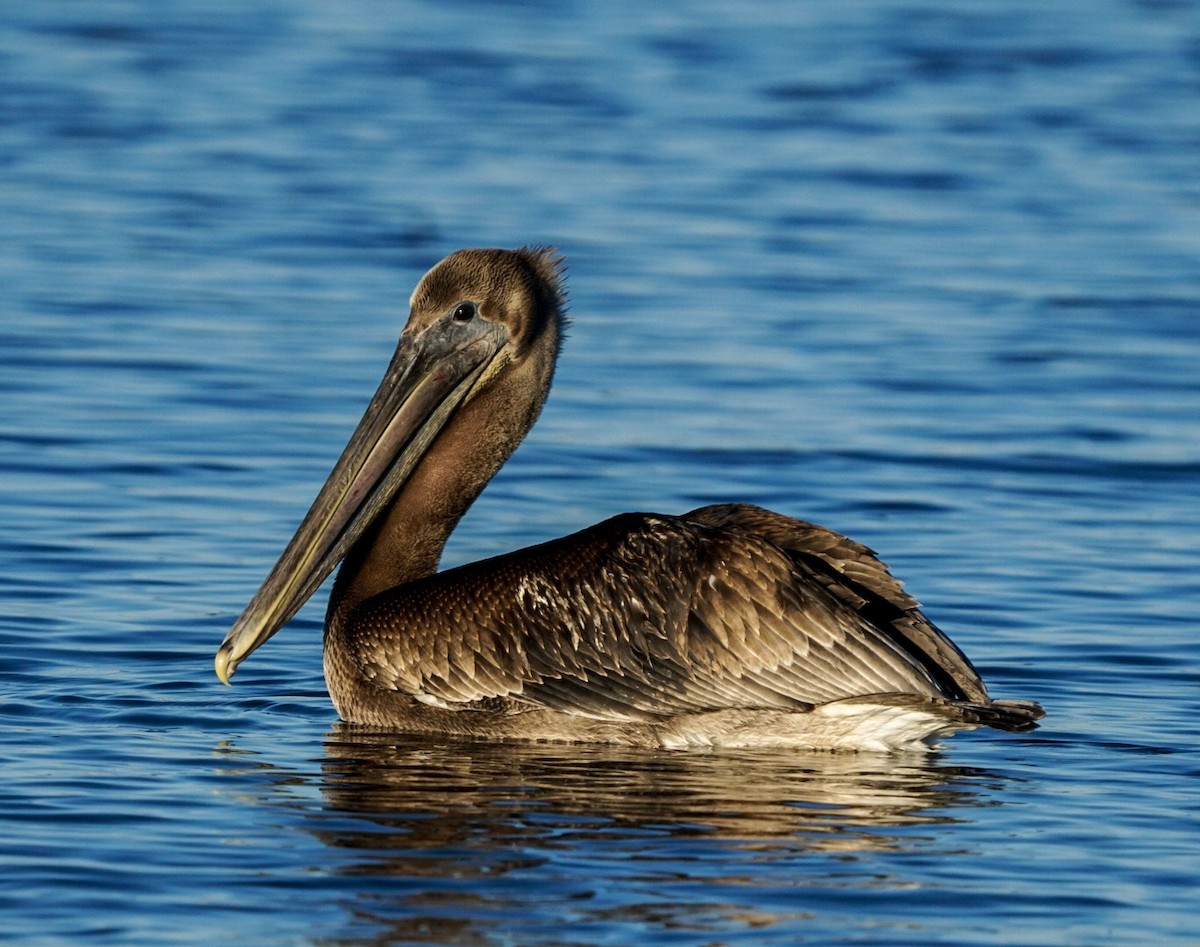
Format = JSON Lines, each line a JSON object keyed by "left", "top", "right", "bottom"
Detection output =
{"left": 215, "top": 247, "right": 566, "bottom": 684}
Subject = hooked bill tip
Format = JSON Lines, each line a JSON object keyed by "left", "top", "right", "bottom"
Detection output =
{"left": 214, "top": 645, "right": 236, "bottom": 686}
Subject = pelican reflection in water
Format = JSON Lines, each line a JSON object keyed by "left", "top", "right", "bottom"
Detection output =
{"left": 215, "top": 247, "right": 1043, "bottom": 750}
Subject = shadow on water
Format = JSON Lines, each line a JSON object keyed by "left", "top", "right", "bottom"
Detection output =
{"left": 317, "top": 725, "right": 994, "bottom": 848}
{"left": 212, "top": 726, "right": 1029, "bottom": 944}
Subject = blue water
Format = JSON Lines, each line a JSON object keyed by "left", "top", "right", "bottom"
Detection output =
{"left": 3, "top": 0, "right": 1199, "bottom": 943}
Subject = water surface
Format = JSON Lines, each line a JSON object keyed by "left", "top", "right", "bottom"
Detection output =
{"left": 2, "top": 1, "right": 1199, "bottom": 943}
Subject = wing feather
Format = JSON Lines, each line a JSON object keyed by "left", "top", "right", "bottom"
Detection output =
{"left": 343, "top": 506, "right": 989, "bottom": 719}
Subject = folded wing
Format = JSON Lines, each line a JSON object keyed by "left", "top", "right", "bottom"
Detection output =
{"left": 342, "top": 504, "right": 997, "bottom": 722}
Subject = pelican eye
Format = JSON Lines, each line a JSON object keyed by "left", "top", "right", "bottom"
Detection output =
{"left": 451, "top": 302, "right": 477, "bottom": 323}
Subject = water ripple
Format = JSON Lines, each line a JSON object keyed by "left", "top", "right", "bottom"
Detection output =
{"left": 2, "top": 0, "right": 1199, "bottom": 944}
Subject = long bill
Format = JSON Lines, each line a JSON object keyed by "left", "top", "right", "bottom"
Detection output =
{"left": 215, "top": 316, "right": 509, "bottom": 684}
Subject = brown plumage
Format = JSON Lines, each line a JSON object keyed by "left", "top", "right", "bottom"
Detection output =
{"left": 216, "top": 247, "right": 1043, "bottom": 750}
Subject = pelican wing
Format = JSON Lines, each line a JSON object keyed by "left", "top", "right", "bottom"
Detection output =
{"left": 341, "top": 505, "right": 990, "bottom": 720}
{"left": 685, "top": 503, "right": 989, "bottom": 703}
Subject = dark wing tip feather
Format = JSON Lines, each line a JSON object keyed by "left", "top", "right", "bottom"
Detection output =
{"left": 955, "top": 698, "right": 1045, "bottom": 732}
{"left": 980, "top": 698, "right": 1046, "bottom": 731}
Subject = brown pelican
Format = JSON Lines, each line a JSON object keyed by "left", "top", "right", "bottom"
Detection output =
{"left": 215, "top": 247, "right": 1043, "bottom": 750}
